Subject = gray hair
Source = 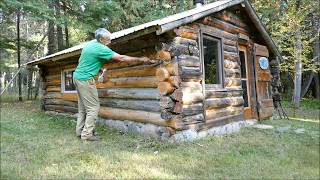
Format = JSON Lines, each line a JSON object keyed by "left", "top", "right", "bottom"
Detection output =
{"left": 95, "top": 28, "right": 111, "bottom": 42}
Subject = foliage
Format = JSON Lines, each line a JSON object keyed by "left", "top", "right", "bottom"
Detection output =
{"left": 251, "top": 0, "right": 320, "bottom": 73}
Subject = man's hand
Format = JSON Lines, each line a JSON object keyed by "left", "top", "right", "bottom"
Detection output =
{"left": 140, "top": 57, "right": 157, "bottom": 64}
{"left": 112, "top": 53, "right": 157, "bottom": 64}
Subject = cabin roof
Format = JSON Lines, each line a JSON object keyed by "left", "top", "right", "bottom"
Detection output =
{"left": 27, "top": 0, "right": 281, "bottom": 66}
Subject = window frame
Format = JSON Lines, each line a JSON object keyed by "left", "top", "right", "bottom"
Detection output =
{"left": 200, "top": 32, "right": 224, "bottom": 89}
{"left": 61, "top": 68, "right": 77, "bottom": 93}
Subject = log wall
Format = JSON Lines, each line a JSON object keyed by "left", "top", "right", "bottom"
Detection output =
{"left": 162, "top": 9, "right": 255, "bottom": 131}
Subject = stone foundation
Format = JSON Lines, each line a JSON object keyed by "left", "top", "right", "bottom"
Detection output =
{"left": 45, "top": 111, "right": 257, "bottom": 141}
{"left": 97, "top": 117, "right": 257, "bottom": 142}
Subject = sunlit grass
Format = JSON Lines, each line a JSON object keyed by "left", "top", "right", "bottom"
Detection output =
{"left": 1, "top": 102, "right": 319, "bottom": 179}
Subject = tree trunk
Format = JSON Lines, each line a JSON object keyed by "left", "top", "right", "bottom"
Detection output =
{"left": 55, "top": 1, "right": 64, "bottom": 51}
{"left": 300, "top": 71, "right": 314, "bottom": 98}
{"left": 314, "top": 73, "right": 320, "bottom": 100}
{"left": 65, "top": 24, "right": 69, "bottom": 48}
{"left": 292, "top": 27, "right": 302, "bottom": 108}
{"left": 17, "top": 9, "right": 22, "bottom": 101}
{"left": 47, "top": 1, "right": 56, "bottom": 55}
{"left": 61, "top": 0, "right": 69, "bottom": 48}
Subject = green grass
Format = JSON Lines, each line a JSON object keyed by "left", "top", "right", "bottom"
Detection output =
{"left": 1, "top": 102, "right": 319, "bottom": 179}
{"left": 281, "top": 99, "right": 320, "bottom": 121}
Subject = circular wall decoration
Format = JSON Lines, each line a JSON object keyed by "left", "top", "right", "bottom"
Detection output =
{"left": 259, "top": 57, "right": 269, "bottom": 70}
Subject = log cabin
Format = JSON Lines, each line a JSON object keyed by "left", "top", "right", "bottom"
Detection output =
{"left": 27, "top": 0, "right": 282, "bottom": 140}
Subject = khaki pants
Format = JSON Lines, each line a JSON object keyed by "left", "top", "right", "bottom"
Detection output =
{"left": 73, "top": 78, "right": 100, "bottom": 138}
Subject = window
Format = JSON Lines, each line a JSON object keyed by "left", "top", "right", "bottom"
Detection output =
{"left": 61, "top": 69, "right": 76, "bottom": 93}
{"left": 202, "top": 35, "right": 223, "bottom": 86}
{"left": 239, "top": 48, "right": 249, "bottom": 107}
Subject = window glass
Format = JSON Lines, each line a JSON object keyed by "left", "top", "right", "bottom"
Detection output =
{"left": 203, "top": 35, "right": 222, "bottom": 85}
{"left": 64, "top": 70, "right": 76, "bottom": 91}
{"left": 239, "top": 50, "right": 249, "bottom": 107}
{"left": 239, "top": 51, "right": 247, "bottom": 79}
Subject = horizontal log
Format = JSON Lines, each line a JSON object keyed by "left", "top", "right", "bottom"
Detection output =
{"left": 62, "top": 93, "right": 78, "bottom": 102}
{"left": 170, "top": 43, "right": 199, "bottom": 57}
{"left": 168, "top": 116, "right": 204, "bottom": 130}
{"left": 105, "top": 64, "right": 157, "bottom": 79}
{"left": 97, "top": 77, "right": 158, "bottom": 89}
{"left": 225, "top": 68, "right": 241, "bottom": 78}
{"left": 182, "top": 103, "right": 204, "bottom": 116}
{"left": 205, "top": 97, "right": 244, "bottom": 110}
{"left": 46, "top": 74, "right": 61, "bottom": 81}
{"left": 199, "top": 23, "right": 238, "bottom": 41}
{"left": 181, "top": 76, "right": 203, "bottom": 82}
{"left": 215, "top": 10, "right": 248, "bottom": 29}
{"left": 173, "top": 37, "right": 198, "bottom": 46}
{"left": 47, "top": 87, "right": 61, "bottom": 92}
{"left": 158, "top": 82, "right": 175, "bottom": 95}
{"left": 44, "top": 92, "right": 62, "bottom": 99}
{"left": 206, "top": 17, "right": 249, "bottom": 36}
{"left": 98, "top": 88, "right": 160, "bottom": 100}
{"left": 205, "top": 106, "right": 243, "bottom": 120}
{"left": 99, "top": 107, "right": 167, "bottom": 127}
{"left": 156, "top": 68, "right": 170, "bottom": 81}
{"left": 45, "top": 105, "right": 78, "bottom": 113}
{"left": 205, "top": 90, "right": 242, "bottom": 99}
{"left": 183, "top": 113, "right": 205, "bottom": 123}
{"left": 223, "top": 45, "right": 237, "bottom": 53}
{"left": 161, "top": 110, "right": 176, "bottom": 120}
{"left": 182, "top": 92, "right": 204, "bottom": 105}
{"left": 175, "top": 55, "right": 200, "bottom": 67}
{"left": 225, "top": 78, "right": 241, "bottom": 87}
{"left": 224, "top": 51, "right": 239, "bottom": 62}
{"left": 180, "top": 66, "right": 202, "bottom": 78}
{"left": 174, "top": 27, "right": 198, "bottom": 40}
{"left": 46, "top": 64, "right": 76, "bottom": 75}
{"left": 46, "top": 80, "right": 61, "bottom": 86}
{"left": 104, "top": 61, "right": 144, "bottom": 70}
{"left": 205, "top": 113, "right": 244, "bottom": 129}
{"left": 181, "top": 82, "right": 202, "bottom": 93}
{"left": 100, "top": 98, "right": 160, "bottom": 112}
{"left": 224, "top": 60, "right": 240, "bottom": 69}
{"left": 45, "top": 99, "right": 78, "bottom": 108}
{"left": 223, "top": 39, "right": 237, "bottom": 46}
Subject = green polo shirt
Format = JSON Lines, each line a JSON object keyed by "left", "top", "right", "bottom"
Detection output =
{"left": 73, "top": 40, "right": 114, "bottom": 81}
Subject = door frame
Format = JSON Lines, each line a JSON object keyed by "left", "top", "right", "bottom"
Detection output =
{"left": 238, "top": 45, "right": 256, "bottom": 119}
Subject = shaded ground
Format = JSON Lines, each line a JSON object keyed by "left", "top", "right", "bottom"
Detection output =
{"left": 1, "top": 101, "right": 319, "bottom": 179}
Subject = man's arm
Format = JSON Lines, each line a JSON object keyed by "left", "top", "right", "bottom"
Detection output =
{"left": 111, "top": 52, "right": 150, "bottom": 63}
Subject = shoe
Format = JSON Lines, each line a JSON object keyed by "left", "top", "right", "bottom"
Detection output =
{"left": 81, "top": 135, "right": 100, "bottom": 141}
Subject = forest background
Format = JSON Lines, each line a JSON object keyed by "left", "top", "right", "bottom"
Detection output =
{"left": 0, "top": 0, "right": 319, "bottom": 106}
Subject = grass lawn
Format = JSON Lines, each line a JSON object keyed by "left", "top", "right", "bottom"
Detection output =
{"left": 1, "top": 101, "right": 319, "bottom": 179}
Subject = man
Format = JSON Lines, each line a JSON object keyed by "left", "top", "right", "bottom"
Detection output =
{"left": 73, "top": 28, "right": 152, "bottom": 141}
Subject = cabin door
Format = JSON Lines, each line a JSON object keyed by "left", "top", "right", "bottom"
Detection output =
{"left": 239, "top": 46, "right": 255, "bottom": 119}
{"left": 253, "top": 43, "right": 274, "bottom": 119}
